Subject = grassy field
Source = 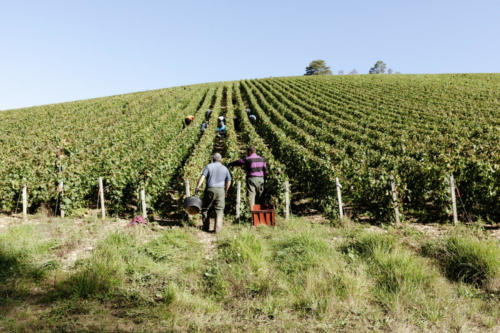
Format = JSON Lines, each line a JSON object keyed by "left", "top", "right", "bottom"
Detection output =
{"left": 1, "top": 215, "right": 498, "bottom": 332}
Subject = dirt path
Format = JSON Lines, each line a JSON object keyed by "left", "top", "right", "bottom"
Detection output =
{"left": 303, "top": 212, "right": 500, "bottom": 242}
{"left": 194, "top": 229, "right": 217, "bottom": 260}
{"left": 212, "top": 87, "right": 228, "bottom": 156}
{"left": 0, "top": 215, "right": 27, "bottom": 229}
{"left": 304, "top": 214, "right": 328, "bottom": 224}
{"left": 489, "top": 228, "right": 500, "bottom": 240}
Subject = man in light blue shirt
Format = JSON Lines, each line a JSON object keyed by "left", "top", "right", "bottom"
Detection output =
{"left": 195, "top": 153, "right": 231, "bottom": 233}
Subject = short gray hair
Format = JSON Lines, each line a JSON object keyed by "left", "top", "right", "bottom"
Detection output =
{"left": 212, "top": 153, "right": 222, "bottom": 162}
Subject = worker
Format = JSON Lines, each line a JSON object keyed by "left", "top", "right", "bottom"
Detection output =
{"left": 205, "top": 109, "right": 212, "bottom": 121}
{"left": 216, "top": 122, "right": 226, "bottom": 137}
{"left": 249, "top": 114, "right": 257, "bottom": 124}
{"left": 234, "top": 117, "right": 241, "bottom": 131}
{"left": 218, "top": 115, "right": 226, "bottom": 124}
{"left": 228, "top": 146, "right": 268, "bottom": 210}
{"left": 184, "top": 115, "right": 194, "bottom": 126}
{"left": 245, "top": 108, "right": 251, "bottom": 115}
{"left": 195, "top": 153, "right": 231, "bottom": 233}
{"left": 201, "top": 122, "right": 207, "bottom": 133}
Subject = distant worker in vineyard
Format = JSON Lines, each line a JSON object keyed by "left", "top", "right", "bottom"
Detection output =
{"left": 200, "top": 122, "right": 207, "bottom": 134}
{"left": 216, "top": 115, "right": 226, "bottom": 137}
{"left": 248, "top": 114, "right": 257, "bottom": 125}
{"left": 184, "top": 115, "right": 194, "bottom": 127}
{"left": 228, "top": 146, "right": 268, "bottom": 210}
{"left": 233, "top": 117, "right": 241, "bottom": 131}
{"left": 216, "top": 122, "right": 226, "bottom": 137}
{"left": 195, "top": 153, "right": 231, "bottom": 233}
{"left": 205, "top": 109, "right": 212, "bottom": 121}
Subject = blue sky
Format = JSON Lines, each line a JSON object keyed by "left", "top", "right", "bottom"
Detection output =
{"left": 1, "top": 0, "right": 499, "bottom": 110}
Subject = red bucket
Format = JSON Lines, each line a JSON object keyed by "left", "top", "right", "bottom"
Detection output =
{"left": 251, "top": 204, "right": 276, "bottom": 227}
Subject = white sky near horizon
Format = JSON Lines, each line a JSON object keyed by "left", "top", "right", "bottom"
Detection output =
{"left": 0, "top": 0, "right": 499, "bottom": 110}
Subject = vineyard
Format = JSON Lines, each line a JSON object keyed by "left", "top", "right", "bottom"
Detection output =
{"left": 0, "top": 74, "right": 499, "bottom": 223}
{"left": 1, "top": 74, "right": 500, "bottom": 331}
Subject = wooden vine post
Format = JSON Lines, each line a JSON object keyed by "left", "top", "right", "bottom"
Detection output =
{"left": 236, "top": 181, "right": 241, "bottom": 220}
{"left": 59, "top": 181, "right": 65, "bottom": 218}
{"left": 285, "top": 180, "right": 290, "bottom": 220}
{"left": 185, "top": 179, "right": 191, "bottom": 197}
{"left": 335, "top": 177, "right": 343, "bottom": 220}
{"left": 185, "top": 179, "right": 192, "bottom": 221}
{"left": 22, "top": 185, "right": 27, "bottom": 220}
{"left": 390, "top": 175, "right": 400, "bottom": 226}
{"left": 450, "top": 174, "right": 458, "bottom": 225}
{"left": 98, "top": 177, "right": 106, "bottom": 219}
{"left": 140, "top": 188, "right": 147, "bottom": 219}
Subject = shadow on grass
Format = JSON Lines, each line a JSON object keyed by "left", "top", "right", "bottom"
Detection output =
{"left": 0, "top": 254, "right": 59, "bottom": 317}
{"left": 421, "top": 234, "right": 500, "bottom": 289}
{"left": 0, "top": 231, "right": 59, "bottom": 306}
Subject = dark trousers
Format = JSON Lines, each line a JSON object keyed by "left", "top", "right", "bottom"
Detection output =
{"left": 247, "top": 176, "right": 264, "bottom": 210}
{"left": 201, "top": 187, "right": 225, "bottom": 232}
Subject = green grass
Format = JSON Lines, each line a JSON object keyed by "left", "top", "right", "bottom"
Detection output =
{"left": 342, "top": 231, "right": 440, "bottom": 321}
{"left": 0, "top": 225, "right": 58, "bottom": 281}
{"left": 56, "top": 233, "right": 128, "bottom": 298}
{"left": 422, "top": 233, "right": 500, "bottom": 289}
{"left": 0, "top": 224, "right": 60, "bottom": 307}
{"left": 0, "top": 216, "right": 499, "bottom": 332}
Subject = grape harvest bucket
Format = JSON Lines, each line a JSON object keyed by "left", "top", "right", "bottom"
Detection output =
{"left": 250, "top": 204, "right": 276, "bottom": 227}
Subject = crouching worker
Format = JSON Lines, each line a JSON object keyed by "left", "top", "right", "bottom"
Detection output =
{"left": 184, "top": 115, "right": 194, "bottom": 127}
{"left": 249, "top": 114, "right": 257, "bottom": 125}
{"left": 228, "top": 146, "right": 268, "bottom": 210}
{"left": 216, "top": 123, "right": 226, "bottom": 137}
{"left": 195, "top": 153, "right": 231, "bottom": 233}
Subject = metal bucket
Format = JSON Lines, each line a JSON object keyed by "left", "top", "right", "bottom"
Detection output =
{"left": 185, "top": 196, "right": 202, "bottom": 215}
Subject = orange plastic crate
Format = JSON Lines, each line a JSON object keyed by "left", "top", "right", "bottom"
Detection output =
{"left": 251, "top": 204, "right": 276, "bottom": 227}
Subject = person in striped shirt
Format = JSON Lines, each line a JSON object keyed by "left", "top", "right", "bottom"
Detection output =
{"left": 228, "top": 146, "right": 268, "bottom": 210}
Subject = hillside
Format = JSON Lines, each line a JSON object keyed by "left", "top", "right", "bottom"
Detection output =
{"left": 0, "top": 74, "right": 498, "bottom": 222}
{"left": 1, "top": 74, "right": 499, "bottom": 331}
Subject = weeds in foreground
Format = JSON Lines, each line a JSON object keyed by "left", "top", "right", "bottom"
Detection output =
{"left": 422, "top": 233, "right": 500, "bottom": 289}
{"left": 0, "top": 217, "right": 499, "bottom": 332}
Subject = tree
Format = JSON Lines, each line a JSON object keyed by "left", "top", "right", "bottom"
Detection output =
{"left": 349, "top": 68, "right": 358, "bottom": 75}
{"left": 338, "top": 70, "right": 344, "bottom": 75}
{"left": 387, "top": 68, "right": 393, "bottom": 74}
{"left": 305, "top": 60, "right": 332, "bottom": 75}
{"left": 369, "top": 60, "right": 386, "bottom": 74}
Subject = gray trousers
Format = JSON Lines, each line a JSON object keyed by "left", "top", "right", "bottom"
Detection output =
{"left": 201, "top": 187, "right": 225, "bottom": 232}
{"left": 247, "top": 176, "right": 264, "bottom": 210}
